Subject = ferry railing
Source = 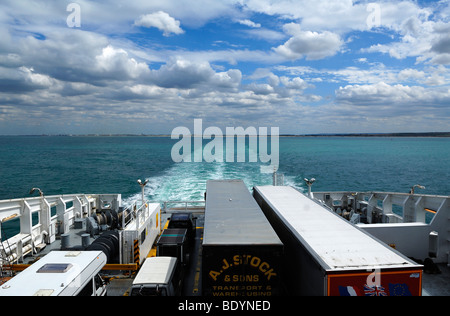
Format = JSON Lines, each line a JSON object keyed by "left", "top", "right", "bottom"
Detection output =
{"left": 160, "top": 200, "right": 206, "bottom": 214}
{"left": 0, "top": 193, "right": 122, "bottom": 263}
{"left": 120, "top": 200, "right": 152, "bottom": 229}
{"left": 313, "top": 191, "right": 450, "bottom": 265}
{"left": 313, "top": 191, "right": 449, "bottom": 224}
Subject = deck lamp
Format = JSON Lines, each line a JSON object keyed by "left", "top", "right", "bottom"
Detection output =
{"left": 29, "top": 187, "right": 44, "bottom": 197}
{"left": 409, "top": 184, "right": 425, "bottom": 194}
{"left": 304, "top": 178, "right": 316, "bottom": 198}
{"left": 137, "top": 179, "right": 149, "bottom": 205}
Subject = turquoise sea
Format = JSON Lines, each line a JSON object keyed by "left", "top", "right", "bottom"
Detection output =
{"left": 0, "top": 136, "right": 449, "bottom": 205}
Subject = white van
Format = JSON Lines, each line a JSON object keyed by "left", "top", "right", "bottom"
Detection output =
{"left": 130, "top": 257, "right": 183, "bottom": 296}
{"left": 0, "top": 251, "right": 107, "bottom": 296}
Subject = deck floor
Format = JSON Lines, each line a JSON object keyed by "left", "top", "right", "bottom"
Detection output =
{"left": 422, "top": 264, "right": 450, "bottom": 296}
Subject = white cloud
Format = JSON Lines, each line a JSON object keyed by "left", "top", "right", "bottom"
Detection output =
{"left": 19, "top": 66, "right": 54, "bottom": 88}
{"left": 240, "top": 0, "right": 432, "bottom": 33}
{"left": 364, "top": 9, "right": 450, "bottom": 65}
{"left": 280, "top": 76, "right": 308, "bottom": 90}
{"left": 0, "top": 0, "right": 448, "bottom": 134}
{"left": 277, "top": 63, "right": 448, "bottom": 87}
{"left": 149, "top": 58, "right": 215, "bottom": 88}
{"left": 95, "top": 45, "right": 150, "bottom": 79}
{"left": 0, "top": 66, "right": 54, "bottom": 93}
{"left": 397, "top": 68, "right": 426, "bottom": 81}
{"left": 336, "top": 82, "right": 450, "bottom": 110}
{"left": 243, "top": 28, "right": 286, "bottom": 42}
{"left": 324, "top": 81, "right": 450, "bottom": 133}
{"left": 241, "top": 0, "right": 450, "bottom": 67}
{"left": 429, "top": 23, "right": 450, "bottom": 64}
{"left": 135, "top": 11, "right": 184, "bottom": 36}
{"left": 240, "top": 0, "right": 368, "bottom": 32}
{"left": 128, "top": 84, "right": 174, "bottom": 99}
{"left": 145, "top": 58, "right": 242, "bottom": 92}
{"left": 238, "top": 19, "right": 261, "bottom": 28}
{"left": 244, "top": 69, "right": 314, "bottom": 100}
{"left": 211, "top": 69, "right": 242, "bottom": 89}
{"left": 273, "top": 23, "right": 343, "bottom": 60}
{"left": 246, "top": 83, "right": 275, "bottom": 95}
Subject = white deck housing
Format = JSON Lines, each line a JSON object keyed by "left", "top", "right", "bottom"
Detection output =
{"left": 122, "top": 203, "right": 161, "bottom": 265}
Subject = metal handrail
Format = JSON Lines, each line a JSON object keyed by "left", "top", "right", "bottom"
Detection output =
{"left": 121, "top": 200, "right": 150, "bottom": 228}
{"left": 160, "top": 200, "right": 205, "bottom": 213}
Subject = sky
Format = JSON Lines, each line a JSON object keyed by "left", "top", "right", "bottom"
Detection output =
{"left": 0, "top": 0, "right": 449, "bottom": 135}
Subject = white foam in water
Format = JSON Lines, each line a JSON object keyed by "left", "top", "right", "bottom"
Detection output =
{"left": 123, "top": 160, "right": 304, "bottom": 206}
{"left": 123, "top": 139, "right": 304, "bottom": 206}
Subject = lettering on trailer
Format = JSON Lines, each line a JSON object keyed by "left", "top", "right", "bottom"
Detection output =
{"left": 207, "top": 254, "right": 278, "bottom": 296}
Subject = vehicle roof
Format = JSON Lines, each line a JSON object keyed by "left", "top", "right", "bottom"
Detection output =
{"left": 132, "top": 257, "right": 177, "bottom": 286}
{"left": 203, "top": 180, "right": 282, "bottom": 246}
{"left": 171, "top": 213, "right": 190, "bottom": 221}
{"left": 0, "top": 251, "right": 106, "bottom": 296}
{"left": 157, "top": 228, "right": 187, "bottom": 244}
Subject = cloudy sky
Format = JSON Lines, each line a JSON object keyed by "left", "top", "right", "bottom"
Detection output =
{"left": 0, "top": 0, "right": 449, "bottom": 135}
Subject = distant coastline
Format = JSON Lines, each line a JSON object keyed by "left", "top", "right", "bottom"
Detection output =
{"left": 282, "top": 132, "right": 450, "bottom": 137}
{"left": 1, "top": 132, "right": 450, "bottom": 137}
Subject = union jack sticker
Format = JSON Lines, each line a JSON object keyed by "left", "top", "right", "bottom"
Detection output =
{"left": 364, "top": 284, "right": 387, "bottom": 296}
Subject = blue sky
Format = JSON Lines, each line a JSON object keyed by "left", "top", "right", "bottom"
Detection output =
{"left": 0, "top": 0, "right": 448, "bottom": 135}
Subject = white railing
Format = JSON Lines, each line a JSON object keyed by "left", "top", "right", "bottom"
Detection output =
{"left": 313, "top": 191, "right": 449, "bottom": 224}
{"left": 120, "top": 200, "right": 152, "bottom": 229}
{"left": 313, "top": 191, "right": 450, "bottom": 264}
{"left": 0, "top": 193, "right": 205, "bottom": 263}
{"left": 0, "top": 194, "right": 121, "bottom": 263}
{"left": 160, "top": 200, "right": 205, "bottom": 214}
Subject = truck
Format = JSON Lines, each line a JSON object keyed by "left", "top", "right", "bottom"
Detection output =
{"left": 168, "top": 212, "right": 196, "bottom": 248}
{"left": 253, "top": 185, "right": 424, "bottom": 296}
{"left": 156, "top": 228, "right": 188, "bottom": 266}
{"left": 0, "top": 250, "right": 108, "bottom": 296}
{"left": 202, "top": 180, "right": 284, "bottom": 297}
{"left": 129, "top": 257, "right": 184, "bottom": 296}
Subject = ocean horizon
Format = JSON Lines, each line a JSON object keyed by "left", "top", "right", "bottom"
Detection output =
{"left": 1, "top": 132, "right": 449, "bottom": 137}
{"left": 0, "top": 135, "right": 448, "bottom": 238}
{"left": 0, "top": 135, "right": 448, "bottom": 201}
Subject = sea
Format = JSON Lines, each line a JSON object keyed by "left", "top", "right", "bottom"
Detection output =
{"left": 0, "top": 135, "right": 449, "bottom": 204}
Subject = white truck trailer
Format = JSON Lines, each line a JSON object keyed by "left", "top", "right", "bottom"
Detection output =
{"left": 253, "top": 186, "right": 423, "bottom": 296}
